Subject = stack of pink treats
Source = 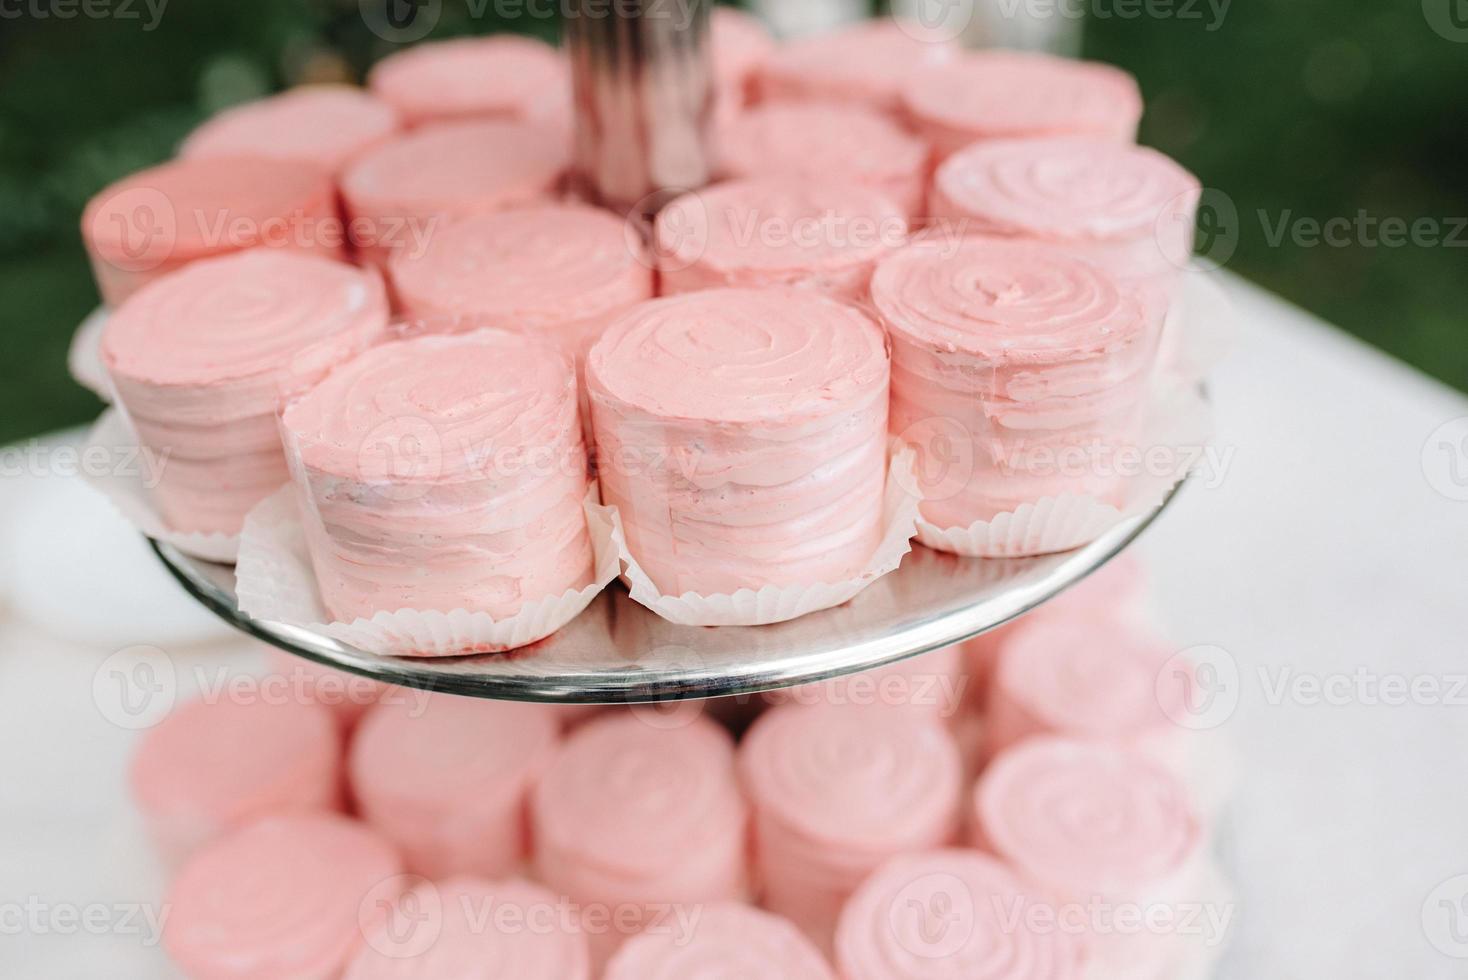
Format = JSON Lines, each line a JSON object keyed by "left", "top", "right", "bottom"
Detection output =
{"left": 81, "top": 13, "right": 1229, "bottom": 978}
{"left": 133, "top": 554, "right": 1226, "bottom": 979}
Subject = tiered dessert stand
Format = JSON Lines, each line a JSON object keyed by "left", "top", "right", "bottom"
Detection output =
{"left": 151, "top": 0, "right": 1191, "bottom": 704}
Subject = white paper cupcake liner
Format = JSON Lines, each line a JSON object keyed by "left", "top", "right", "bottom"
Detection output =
{"left": 234, "top": 486, "right": 620, "bottom": 657}
{"left": 68, "top": 306, "right": 111, "bottom": 401}
{"left": 914, "top": 383, "right": 1213, "bottom": 558}
{"left": 80, "top": 409, "right": 241, "bottom": 563}
{"left": 610, "top": 447, "right": 921, "bottom": 627}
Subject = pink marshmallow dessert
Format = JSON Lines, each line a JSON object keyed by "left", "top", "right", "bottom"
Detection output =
{"left": 871, "top": 237, "right": 1158, "bottom": 536}
{"left": 716, "top": 103, "right": 931, "bottom": 218}
{"left": 82, "top": 155, "right": 343, "bottom": 306}
{"left": 586, "top": 287, "right": 890, "bottom": 597}
{"left": 367, "top": 35, "right": 569, "bottom": 128}
{"left": 164, "top": 813, "right": 403, "bottom": 980}
{"left": 755, "top": 18, "right": 958, "bottom": 114}
{"left": 603, "top": 903, "right": 834, "bottom": 980}
{"left": 179, "top": 85, "right": 401, "bottom": 174}
{"left": 388, "top": 204, "right": 653, "bottom": 358}
{"left": 340, "top": 119, "right": 569, "bottom": 265}
{"left": 738, "top": 703, "right": 962, "bottom": 952}
{"left": 711, "top": 7, "right": 775, "bottom": 124}
{"left": 130, "top": 696, "right": 342, "bottom": 865}
{"left": 931, "top": 136, "right": 1201, "bottom": 324}
{"left": 100, "top": 250, "right": 389, "bottom": 535}
{"left": 902, "top": 51, "right": 1144, "bottom": 161}
{"left": 532, "top": 713, "right": 748, "bottom": 963}
{"left": 835, "top": 849, "right": 1089, "bottom": 980}
{"left": 279, "top": 328, "right": 594, "bottom": 625}
{"left": 345, "top": 876, "right": 590, "bottom": 979}
{"left": 655, "top": 178, "right": 909, "bottom": 301}
{"left": 349, "top": 694, "right": 561, "bottom": 880}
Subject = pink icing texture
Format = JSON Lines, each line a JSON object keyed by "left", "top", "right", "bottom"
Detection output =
{"left": 756, "top": 19, "right": 958, "bottom": 114}
{"left": 603, "top": 903, "right": 834, "bottom": 980}
{"left": 738, "top": 704, "right": 963, "bottom": 953}
{"left": 835, "top": 849, "right": 1089, "bottom": 980}
{"left": 164, "top": 813, "right": 403, "bottom": 980}
{"left": 340, "top": 120, "right": 570, "bottom": 266}
{"left": 281, "top": 328, "right": 593, "bottom": 624}
{"left": 368, "top": 35, "right": 570, "bottom": 129}
{"left": 345, "top": 876, "right": 591, "bottom": 980}
{"left": 532, "top": 713, "right": 748, "bottom": 966}
{"left": 130, "top": 696, "right": 342, "bottom": 865}
{"left": 389, "top": 205, "right": 653, "bottom": 359}
{"left": 655, "top": 178, "right": 909, "bottom": 302}
{"left": 871, "top": 237, "right": 1158, "bottom": 527}
{"left": 101, "top": 250, "right": 389, "bottom": 534}
{"left": 82, "top": 155, "right": 343, "bottom": 305}
{"left": 586, "top": 287, "right": 890, "bottom": 596}
{"left": 902, "top": 51, "right": 1144, "bottom": 161}
{"left": 712, "top": 7, "right": 775, "bottom": 125}
{"left": 349, "top": 695, "right": 561, "bottom": 880}
{"left": 180, "top": 85, "right": 401, "bottom": 175}
{"left": 716, "top": 103, "right": 931, "bottom": 218}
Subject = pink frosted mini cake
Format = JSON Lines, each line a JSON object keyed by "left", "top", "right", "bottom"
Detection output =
{"left": 717, "top": 103, "right": 930, "bottom": 218}
{"left": 532, "top": 713, "right": 748, "bottom": 964}
{"left": 755, "top": 19, "right": 957, "bottom": 114}
{"left": 368, "top": 35, "right": 569, "bottom": 128}
{"left": 280, "top": 329, "right": 594, "bottom": 623}
{"left": 340, "top": 120, "right": 569, "bottom": 265}
{"left": 349, "top": 695, "right": 560, "bottom": 880}
{"left": 389, "top": 205, "right": 653, "bottom": 358}
{"left": 712, "top": 7, "right": 775, "bottom": 124}
{"left": 100, "top": 250, "right": 389, "bottom": 535}
{"left": 738, "top": 704, "right": 962, "bottom": 952}
{"left": 130, "top": 696, "right": 342, "bottom": 864}
{"left": 587, "top": 287, "right": 890, "bottom": 597}
{"left": 835, "top": 849, "right": 1088, "bottom": 980}
{"left": 82, "top": 155, "right": 343, "bottom": 305}
{"left": 931, "top": 136, "right": 1201, "bottom": 318}
{"left": 180, "top": 85, "right": 401, "bottom": 174}
{"left": 164, "top": 813, "right": 402, "bottom": 980}
{"left": 655, "top": 178, "right": 908, "bottom": 301}
{"left": 603, "top": 903, "right": 834, "bottom": 980}
{"left": 346, "top": 876, "right": 591, "bottom": 979}
{"left": 871, "top": 237, "right": 1157, "bottom": 532}
{"left": 902, "top": 51, "right": 1144, "bottom": 161}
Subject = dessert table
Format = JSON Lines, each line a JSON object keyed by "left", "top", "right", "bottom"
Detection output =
{"left": 1, "top": 272, "right": 1465, "bottom": 977}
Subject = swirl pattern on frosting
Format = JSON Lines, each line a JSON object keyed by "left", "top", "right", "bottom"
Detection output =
{"left": 130, "top": 697, "right": 341, "bottom": 862}
{"left": 587, "top": 288, "right": 889, "bottom": 595}
{"left": 717, "top": 103, "right": 930, "bottom": 217}
{"left": 346, "top": 877, "right": 590, "bottom": 980}
{"left": 282, "top": 328, "right": 593, "bottom": 622}
{"left": 181, "top": 85, "right": 401, "bottom": 174}
{"left": 835, "top": 849, "right": 1088, "bottom": 980}
{"left": 974, "top": 737, "right": 1204, "bottom": 902}
{"left": 349, "top": 696, "right": 561, "bottom": 880}
{"left": 389, "top": 205, "right": 652, "bottom": 355}
{"left": 656, "top": 178, "right": 908, "bottom": 301}
{"left": 604, "top": 904, "right": 834, "bottom": 980}
{"left": 756, "top": 19, "right": 957, "bottom": 112}
{"left": 368, "top": 35, "right": 569, "bottom": 128}
{"left": 164, "top": 814, "right": 404, "bottom": 980}
{"left": 902, "top": 51, "right": 1143, "bottom": 160}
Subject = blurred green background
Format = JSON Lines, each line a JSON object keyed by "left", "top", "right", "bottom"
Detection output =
{"left": 1, "top": 0, "right": 1464, "bottom": 444}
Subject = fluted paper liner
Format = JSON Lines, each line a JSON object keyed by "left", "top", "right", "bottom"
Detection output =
{"left": 68, "top": 306, "right": 111, "bottom": 401}
{"left": 235, "top": 486, "right": 619, "bottom": 657}
{"left": 80, "top": 409, "right": 242, "bottom": 563}
{"left": 610, "top": 447, "right": 921, "bottom": 627}
{"left": 914, "top": 383, "right": 1213, "bottom": 558}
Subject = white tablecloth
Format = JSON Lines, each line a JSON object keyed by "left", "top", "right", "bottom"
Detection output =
{"left": 2, "top": 273, "right": 1466, "bottom": 977}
